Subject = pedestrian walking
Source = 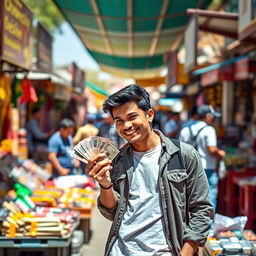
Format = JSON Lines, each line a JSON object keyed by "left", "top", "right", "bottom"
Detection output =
{"left": 86, "top": 84, "right": 214, "bottom": 256}
{"left": 179, "top": 105, "right": 226, "bottom": 210}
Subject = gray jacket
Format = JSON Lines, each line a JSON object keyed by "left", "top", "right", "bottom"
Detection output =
{"left": 98, "top": 130, "right": 214, "bottom": 256}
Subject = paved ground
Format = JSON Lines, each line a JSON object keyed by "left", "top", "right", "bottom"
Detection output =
{"left": 83, "top": 192, "right": 112, "bottom": 256}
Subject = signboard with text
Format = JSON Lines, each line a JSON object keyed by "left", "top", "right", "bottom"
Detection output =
{"left": 37, "top": 22, "right": 52, "bottom": 72}
{"left": 0, "top": 0, "right": 33, "bottom": 70}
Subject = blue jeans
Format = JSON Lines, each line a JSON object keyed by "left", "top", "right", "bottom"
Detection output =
{"left": 205, "top": 169, "right": 218, "bottom": 210}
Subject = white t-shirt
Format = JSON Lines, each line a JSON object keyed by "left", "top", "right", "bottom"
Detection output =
{"left": 110, "top": 144, "right": 172, "bottom": 256}
{"left": 179, "top": 121, "right": 217, "bottom": 169}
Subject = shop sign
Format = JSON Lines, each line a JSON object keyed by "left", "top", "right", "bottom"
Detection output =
{"left": 71, "top": 62, "right": 85, "bottom": 93}
{"left": 219, "top": 65, "right": 234, "bottom": 81}
{"left": 0, "top": 0, "right": 33, "bottom": 70}
{"left": 201, "top": 69, "right": 219, "bottom": 87}
{"left": 238, "top": 0, "right": 256, "bottom": 40}
{"left": 234, "top": 58, "right": 249, "bottom": 80}
{"left": 55, "top": 84, "right": 71, "bottom": 101}
{"left": 36, "top": 22, "right": 52, "bottom": 72}
{"left": 184, "top": 13, "right": 198, "bottom": 72}
{"left": 185, "top": 82, "right": 199, "bottom": 95}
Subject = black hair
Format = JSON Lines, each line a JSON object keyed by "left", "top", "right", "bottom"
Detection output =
{"left": 31, "top": 107, "right": 41, "bottom": 114}
{"left": 189, "top": 106, "right": 198, "bottom": 117}
{"left": 102, "top": 84, "right": 151, "bottom": 115}
{"left": 59, "top": 118, "right": 75, "bottom": 129}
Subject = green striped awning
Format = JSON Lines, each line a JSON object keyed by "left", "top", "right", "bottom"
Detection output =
{"left": 54, "top": 0, "right": 212, "bottom": 79}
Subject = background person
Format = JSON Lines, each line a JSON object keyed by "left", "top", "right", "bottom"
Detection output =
{"left": 73, "top": 113, "right": 98, "bottom": 145}
{"left": 179, "top": 104, "right": 226, "bottom": 210}
{"left": 26, "top": 107, "right": 52, "bottom": 159}
{"left": 48, "top": 118, "right": 79, "bottom": 177}
{"left": 98, "top": 112, "right": 125, "bottom": 148}
{"left": 164, "top": 111, "right": 182, "bottom": 139}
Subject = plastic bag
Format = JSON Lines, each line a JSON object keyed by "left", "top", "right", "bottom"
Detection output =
{"left": 218, "top": 160, "right": 227, "bottom": 179}
{"left": 214, "top": 213, "right": 248, "bottom": 232}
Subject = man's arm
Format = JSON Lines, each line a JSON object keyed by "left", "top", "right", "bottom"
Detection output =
{"left": 86, "top": 153, "right": 117, "bottom": 209}
{"left": 207, "top": 146, "right": 226, "bottom": 160}
{"left": 181, "top": 144, "right": 214, "bottom": 246}
{"left": 48, "top": 152, "right": 69, "bottom": 176}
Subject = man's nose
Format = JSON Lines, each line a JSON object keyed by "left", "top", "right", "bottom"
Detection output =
{"left": 123, "top": 120, "right": 132, "bottom": 129}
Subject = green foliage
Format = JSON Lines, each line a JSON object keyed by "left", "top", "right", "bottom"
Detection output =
{"left": 23, "top": 0, "right": 64, "bottom": 34}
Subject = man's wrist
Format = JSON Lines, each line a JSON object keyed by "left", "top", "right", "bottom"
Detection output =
{"left": 99, "top": 183, "right": 113, "bottom": 190}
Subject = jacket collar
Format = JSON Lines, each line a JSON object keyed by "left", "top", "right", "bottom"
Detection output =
{"left": 118, "top": 129, "right": 179, "bottom": 157}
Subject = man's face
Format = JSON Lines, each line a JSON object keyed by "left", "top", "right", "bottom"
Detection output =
{"left": 60, "top": 127, "right": 73, "bottom": 138}
{"left": 112, "top": 101, "right": 154, "bottom": 146}
{"left": 205, "top": 113, "right": 214, "bottom": 125}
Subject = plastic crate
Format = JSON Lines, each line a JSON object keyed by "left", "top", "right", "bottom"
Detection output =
{"left": 0, "top": 247, "right": 70, "bottom": 256}
{"left": 0, "top": 236, "right": 72, "bottom": 256}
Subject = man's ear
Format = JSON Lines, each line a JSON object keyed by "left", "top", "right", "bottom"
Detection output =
{"left": 147, "top": 109, "right": 154, "bottom": 122}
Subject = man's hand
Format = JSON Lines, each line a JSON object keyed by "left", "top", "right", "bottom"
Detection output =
{"left": 180, "top": 241, "right": 198, "bottom": 256}
{"left": 86, "top": 153, "right": 112, "bottom": 188}
{"left": 59, "top": 168, "right": 70, "bottom": 176}
{"left": 218, "top": 149, "right": 226, "bottom": 160}
{"left": 74, "top": 159, "right": 80, "bottom": 168}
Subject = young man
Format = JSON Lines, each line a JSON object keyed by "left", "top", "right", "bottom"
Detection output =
{"left": 86, "top": 84, "right": 214, "bottom": 256}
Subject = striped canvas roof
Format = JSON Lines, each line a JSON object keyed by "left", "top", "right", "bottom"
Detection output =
{"left": 54, "top": 0, "right": 212, "bottom": 79}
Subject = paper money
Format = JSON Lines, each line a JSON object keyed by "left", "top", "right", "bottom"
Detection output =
{"left": 72, "top": 136, "right": 119, "bottom": 163}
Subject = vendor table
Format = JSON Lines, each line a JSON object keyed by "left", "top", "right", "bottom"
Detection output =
{"left": 0, "top": 236, "right": 72, "bottom": 256}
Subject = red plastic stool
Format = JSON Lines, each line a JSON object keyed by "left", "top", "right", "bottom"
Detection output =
{"left": 238, "top": 183, "right": 256, "bottom": 231}
{"left": 225, "top": 169, "right": 256, "bottom": 217}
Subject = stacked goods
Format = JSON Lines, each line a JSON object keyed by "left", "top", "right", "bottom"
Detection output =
{"left": 0, "top": 201, "right": 79, "bottom": 238}
{"left": 204, "top": 230, "right": 256, "bottom": 256}
{"left": 9, "top": 160, "right": 51, "bottom": 191}
{"left": 243, "top": 231, "right": 256, "bottom": 252}
{"left": 58, "top": 187, "right": 95, "bottom": 209}
{"left": 31, "top": 187, "right": 95, "bottom": 211}
{"left": 31, "top": 188, "right": 63, "bottom": 207}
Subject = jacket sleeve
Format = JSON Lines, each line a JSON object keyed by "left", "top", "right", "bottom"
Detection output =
{"left": 97, "top": 189, "right": 120, "bottom": 221}
{"left": 181, "top": 143, "right": 215, "bottom": 246}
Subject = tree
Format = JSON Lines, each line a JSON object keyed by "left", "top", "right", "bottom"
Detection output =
{"left": 23, "top": 0, "right": 64, "bottom": 34}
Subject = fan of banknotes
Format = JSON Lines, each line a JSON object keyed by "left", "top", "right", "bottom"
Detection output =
{"left": 71, "top": 136, "right": 119, "bottom": 163}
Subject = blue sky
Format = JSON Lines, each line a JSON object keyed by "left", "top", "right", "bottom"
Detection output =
{"left": 52, "top": 22, "right": 99, "bottom": 70}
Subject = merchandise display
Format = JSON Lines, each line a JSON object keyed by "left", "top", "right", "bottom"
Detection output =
{"left": 31, "top": 187, "right": 95, "bottom": 214}
{"left": 203, "top": 230, "right": 256, "bottom": 256}
{"left": 0, "top": 201, "right": 79, "bottom": 238}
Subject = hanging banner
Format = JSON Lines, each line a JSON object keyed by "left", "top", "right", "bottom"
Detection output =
{"left": 234, "top": 58, "right": 249, "bottom": 80}
{"left": 201, "top": 69, "right": 219, "bottom": 87}
{"left": 37, "top": 22, "right": 52, "bottom": 72}
{"left": 184, "top": 13, "right": 198, "bottom": 72}
{"left": 166, "top": 51, "right": 189, "bottom": 87}
{"left": 71, "top": 62, "right": 85, "bottom": 93}
{"left": 0, "top": 0, "right": 33, "bottom": 70}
